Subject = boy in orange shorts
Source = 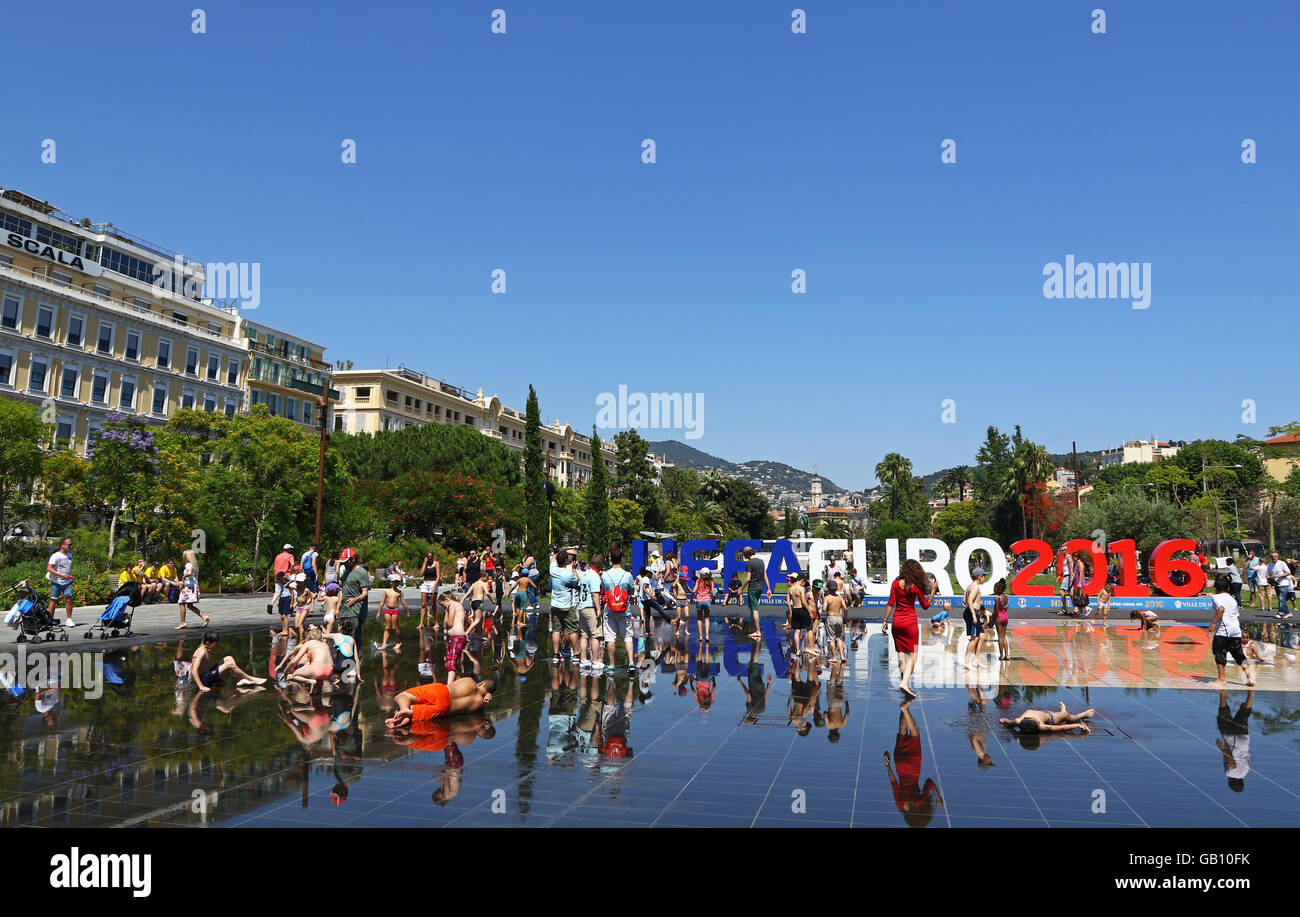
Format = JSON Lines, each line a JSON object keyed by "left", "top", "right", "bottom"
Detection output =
{"left": 385, "top": 676, "right": 495, "bottom": 729}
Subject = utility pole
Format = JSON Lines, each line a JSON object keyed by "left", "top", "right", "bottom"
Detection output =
{"left": 1072, "top": 441, "right": 1081, "bottom": 509}
{"left": 314, "top": 395, "right": 328, "bottom": 545}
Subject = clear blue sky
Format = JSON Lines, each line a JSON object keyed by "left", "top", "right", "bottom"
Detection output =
{"left": 4, "top": 1, "right": 1296, "bottom": 490}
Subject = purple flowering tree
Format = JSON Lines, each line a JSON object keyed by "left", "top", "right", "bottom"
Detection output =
{"left": 86, "top": 411, "right": 160, "bottom": 567}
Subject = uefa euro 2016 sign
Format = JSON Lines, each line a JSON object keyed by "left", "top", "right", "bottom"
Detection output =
{"left": 630, "top": 535, "right": 1209, "bottom": 600}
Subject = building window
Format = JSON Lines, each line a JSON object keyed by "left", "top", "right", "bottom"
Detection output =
{"left": 59, "top": 366, "right": 78, "bottom": 399}
{"left": 0, "top": 352, "right": 12, "bottom": 386}
{"left": 55, "top": 419, "right": 74, "bottom": 448}
{"left": 1, "top": 296, "right": 18, "bottom": 330}
{"left": 267, "top": 393, "right": 280, "bottom": 415}
{"left": 119, "top": 378, "right": 136, "bottom": 410}
{"left": 465, "top": 416, "right": 474, "bottom": 426}
{"left": 204, "top": 394, "right": 217, "bottom": 412}
{"left": 223, "top": 400, "right": 235, "bottom": 418}
{"left": 29, "top": 358, "right": 48, "bottom": 392}
{"left": 52, "top": 273, "right": 72, "bottom": 288}
{"left": 66, "top": 314, "right": 83, "bottom": 346}
{"left": 185, "top": 347, "right": 199, "bottom": 375}
{"left": 227, "top": 360, "right": 239, "bottom": 385}
{"left": 91, "top": 372, "right": 108, "bottom": 403}
{"left": 152, "top": 384, "right": 168, "bottom": 415}
{"left": 355, "top": 386, "right": 370, "bottom": 401}
{"left": 385, "top": 390, "right": 397, "bottom": 403}
{"left": 207, "top": 354, "right": 219, "bottom": 380}
{"left": 172, "top": 312, "right": 188, "bottom": 325}
{"left": 98, "top": 323, "right": 115, "bottom": 355}
{"left": 36, "top": 307, "right": 53, "bottom": 338}
{"left": 182, "top": 391, "right": 195, "bottom": 410}
{"left": 157, "top": 339, "right": 170, "bottom": 369}
{"left": 285, "top": 397, "right": 298, "bottom": 422}
{"left": 404, "top": 396, "right": 412, "bottom": 408}
{"left": 124, "top": 329, "right": 139, "bottom": 361}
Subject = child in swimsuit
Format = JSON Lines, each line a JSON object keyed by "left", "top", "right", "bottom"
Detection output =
{"left": 1096, "top": 583, "right": 1111, "bottom": 624}
{"left": 693, "top": 570, "right": 714, "bottom": 644}
{"left": 293, "top": 574, "right": 316, "bottom": 640}
{"left": 1000, "top": 702, "right": 1095, "bottom": 736}
{"left": 376, "top": 573, "right": 407, "bottom": 652}
{"left": 322, "top": 583, "right": 342, "bottom": 633}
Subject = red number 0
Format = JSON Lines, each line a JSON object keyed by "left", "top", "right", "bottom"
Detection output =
{"left": 1151, "top": 539, "right": 1206, "bottom": 597}
{"left": 1010, "top": 539, "right": 1054, "bottom": 596}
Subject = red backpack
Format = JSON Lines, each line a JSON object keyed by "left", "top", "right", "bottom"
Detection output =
{"left": 604, "top": 581, "right": 630, "bottom": 613}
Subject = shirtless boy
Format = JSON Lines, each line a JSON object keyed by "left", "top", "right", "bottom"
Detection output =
{"left": 823, "top": 579, "right": 847, "bottom": 664}
{"left": 443, "top": 592, "right": 469, "bottom": 675}
{"left": 1000, "top": 701, "right": 1095, "bottom": 735}
{"left": 385, "top": 676, "right": 496, "bottom": 729}
{"left": 190, "top": 632, "right": 266, "bottom": 692}
{"left": 376, "top": 573, "right": 407, "bottom": 652}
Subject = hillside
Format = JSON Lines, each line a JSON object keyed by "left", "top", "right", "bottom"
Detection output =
{"left": 647, "top": 440, "right": 846, "bottom": 495}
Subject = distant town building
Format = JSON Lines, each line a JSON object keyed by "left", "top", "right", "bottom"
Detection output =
{"left": 1261, "top": 433, "right": 1300, "bottom": 482}
{"left": 1101, "top": 436, "right": 1181, "bottom": 467}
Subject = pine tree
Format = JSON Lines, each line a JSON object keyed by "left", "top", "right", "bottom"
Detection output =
{"left": 585, "top": 426, "right": 610, "bottom": 555}
{"left": 524, "top": 386, "right": 548, "bottom": 560}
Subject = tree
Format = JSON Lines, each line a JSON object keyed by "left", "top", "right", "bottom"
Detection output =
{"left": 782, "top": 507, "right": 797, "bottom": 539}
{"left": 584, "top": 427, "right": 610, "bottom": 555}
{"left": 523, "top": 386, "right": 548, "bottom": 559}
{"left": 332, "top": 421, "right": 521, "bottom": 485}
{"left": 1013, "top": 441, "right": 1055, "bottom": 540}
{"left": 37, "top": 451, "right": 91, "bottom": 537}
{"left": 356, "top": 470, "right": 516, "bottom": 547}
{"left": 719, "top": 478, "right": 776, "bottom": 538}
{"left": 875, "top": 453, "right": 913, "bottom": 520}
{"left": 201, "top": 407, "right": 318, "bottom": 582}
{"left": 871, "top": 519, "right": 913, "bottom": 552}
{"left": 933, "top": 500, "right": 982, "bottom": 548}
{"left": 0, "top": 400, "right": 48, "bottom": 557}
{"left": 86, "top": 411, "right": 160, "bottom": 568}
{"left": 609, "top": 497, "right": 645, "bottom": 548}
{"left": 973, "top": 426, "right": 1013, "bottom": 505}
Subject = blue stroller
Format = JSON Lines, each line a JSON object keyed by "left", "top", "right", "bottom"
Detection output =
{"left": 2, "top": 580, "right": 67, "bottom": 643}
{"left": 87, "top": 582, "right": 140, "bottom": 640}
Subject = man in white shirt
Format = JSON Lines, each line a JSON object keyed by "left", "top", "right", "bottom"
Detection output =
{"left": 46, "top": 536, "right": 76, "bottom": 627}
{"left": 1269, "top": 553, "right": 1293, "bottom": 618}
{"left": 1249, "top": 553, "right": 1271, "bottom": 611}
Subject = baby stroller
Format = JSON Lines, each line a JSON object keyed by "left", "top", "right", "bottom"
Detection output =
{"left": 2, "top": 579, "right": 68, "bottom": 643}
{"left": 87, "top": 581, "right": 140, "bottom": 640}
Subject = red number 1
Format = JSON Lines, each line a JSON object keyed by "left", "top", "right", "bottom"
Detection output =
{"left": 1107, "top": 538, "right": 1149, "bottom": 597}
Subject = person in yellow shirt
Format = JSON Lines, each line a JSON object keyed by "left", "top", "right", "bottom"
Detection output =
{"left": 157, "top": 559, "right": 180, "bottom": 604}
{"left": 117, "top": 563, "right": 141, "bottom": 590}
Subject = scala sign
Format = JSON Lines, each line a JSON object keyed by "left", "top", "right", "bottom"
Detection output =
{"left": 5, "top": 231, "right": 103, "bottom": 276}
{"left": 631, "top": 536, "right": 1208, "bottom": 598}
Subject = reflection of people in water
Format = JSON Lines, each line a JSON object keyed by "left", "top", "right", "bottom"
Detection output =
{"left": 689, "top": 647, "right": 716, "bottom": 712}
{"left": 1000, "top": 701, "right": 1095, "bottom": 741}
{"left": 276, "top": 685, "right": 333, "bottom": 746}
{"left": 186, "top": 679, "right": 264, "bottom": 735}
{"left": 1215, "top": 689, "right": 1254, "bottom": 792}
{"left": 388, "top": 713, "right": 496, "bottom": 805}
{"left": 787, "top": 659, "right": 819, "bottom": 737}
{"left": 824, "top": 665, "right": 849, "bottom": 743}
{"left": 739, "top": 657, "right": 774, "bottom": 725}
{"left": 884, "top": 700, "right": 944, "bottom": 827}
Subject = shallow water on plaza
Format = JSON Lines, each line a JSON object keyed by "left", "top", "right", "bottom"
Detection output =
{"left": 1, "top": 620, "right": 1298, "bottom": 828}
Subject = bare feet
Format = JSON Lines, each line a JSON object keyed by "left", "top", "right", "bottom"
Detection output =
{"left": 175, "top": 623, "right": 189, "bottom": 629}
{"left": 237, "top": 677, "right": 267, "bottom": 686}
{"left": 201, "top": 615, "right": 211, "bottom": 626}
{"left": 900, "top": 683, "right": 917, "bottom": 698}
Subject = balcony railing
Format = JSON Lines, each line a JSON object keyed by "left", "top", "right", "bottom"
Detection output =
{"left": 0, "top": 261, "right": 240, "bottom": 345}
{"left": 286, "top": 377, "right": 341, "bottom": 400}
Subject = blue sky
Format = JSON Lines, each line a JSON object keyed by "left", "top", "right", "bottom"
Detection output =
{"left": 3, "top": 1, "right": 1297, "bottom": 490}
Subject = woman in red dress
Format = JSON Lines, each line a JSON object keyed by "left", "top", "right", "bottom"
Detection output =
{"left": 884, "top": 699, "right": 945, "bottom": 828}
{"left": 882, "top": 559, "right": 937, "bottom": 698}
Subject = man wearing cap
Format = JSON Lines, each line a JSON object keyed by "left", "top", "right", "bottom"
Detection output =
{"left": 741, "top": 546, "right": 771, "bottom": 641}
{"left": 274, "top": 544, "right": 296, "bottom": 582}
{"left": 962, "top": 568, "right": 988, "bottom": 670}
{"left": 339, "top": 549, "right": 372, "bottom": 638}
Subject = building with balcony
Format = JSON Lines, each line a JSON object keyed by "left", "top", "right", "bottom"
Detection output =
{"left": 1101, "top": 437, "right": 1182, "bottom": 467}
{"left": 240, "top": 320, "right": 337, "bottom": 430}
{"left": 332, "top": 366, "right": 617, "bottom": 486}
{"left": 0, "top": 188, "right": 247, "bottom": 451}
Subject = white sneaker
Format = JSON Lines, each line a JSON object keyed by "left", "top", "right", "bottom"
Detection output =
{"left": 579, "top": 659, "right": 593, "bottom": 670}
{"left": 591, "top": 661, "right": 605, "bottom": 671}
{"left": 65, "top": 619, "right": 75, "bottom": 627}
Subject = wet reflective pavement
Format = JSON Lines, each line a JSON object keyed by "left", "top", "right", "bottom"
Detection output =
{"left": 1, "top": 620, "right": 1297, "bottom": 828}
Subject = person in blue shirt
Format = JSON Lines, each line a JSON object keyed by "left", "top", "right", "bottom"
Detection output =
{"left": 600, "top": 548, "right": 638, "bottom": 671}
{"left": 549, "top": 549, "right": 580, "bottom": 663}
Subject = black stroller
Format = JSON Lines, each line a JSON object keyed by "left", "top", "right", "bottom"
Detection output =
{"left": 86, "top": 581, "right": 141, "bottom": 640}
{"left": 3, "top": 579, "right": 68, "bottom": 643}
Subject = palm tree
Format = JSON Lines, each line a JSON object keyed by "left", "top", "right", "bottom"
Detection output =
{"left": 699, "top": 469, "right": 730, "bottom": 529}
{"left": 823, "top": 520, "right": 852, "bottom": 540}
{"left": 949, "top": 464, "right": 972, "bottom": 502}
{"left": 875, "top": 453, "right": 913, "bottom": 520}
{"left": 1013, "top": 442, "right": 1055, "bottom": 540}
